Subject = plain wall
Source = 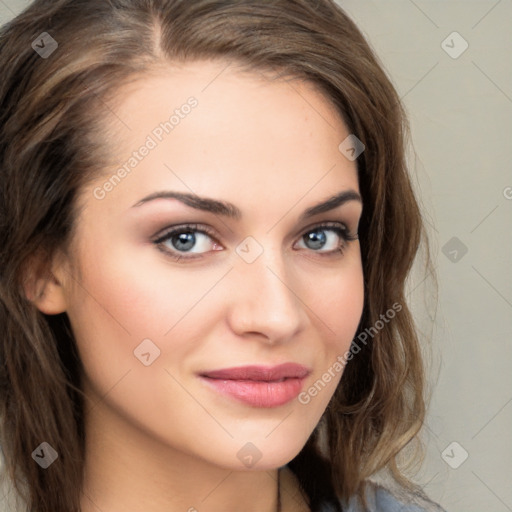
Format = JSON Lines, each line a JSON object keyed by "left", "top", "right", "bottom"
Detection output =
{"left": 1, "top": 1, "right": 511, "bottom": 511}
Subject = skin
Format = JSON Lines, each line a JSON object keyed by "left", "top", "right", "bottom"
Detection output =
{"left": 32, "top": 60, "right": 365, "bottom": 512}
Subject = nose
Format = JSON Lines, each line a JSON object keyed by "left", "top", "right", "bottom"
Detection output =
{"left": 226, "top": 246, "right": 309, "bottom": 344}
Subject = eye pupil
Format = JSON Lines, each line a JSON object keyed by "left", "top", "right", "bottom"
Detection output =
{"left": 304, "top": 230, "right": 326, "bottom": 250}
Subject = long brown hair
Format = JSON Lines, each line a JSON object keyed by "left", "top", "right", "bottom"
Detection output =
{"left": 0, "top": 1, "right": 436, "bottom": 511}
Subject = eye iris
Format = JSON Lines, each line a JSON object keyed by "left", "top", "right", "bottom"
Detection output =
{"left": 305, "top": 229, "right": 326, "bottom": 250}
{"left": 172, "top": 231, "right": 196, "bottom": 251}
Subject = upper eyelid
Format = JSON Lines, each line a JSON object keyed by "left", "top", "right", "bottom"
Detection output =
{"left": 153, "top": 223, "right": 217, "bottom": 245}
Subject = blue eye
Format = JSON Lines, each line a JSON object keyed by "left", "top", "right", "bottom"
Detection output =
{"left": 153, "top": 222, "right": 357, "bottom": 261}
{"left": 153, "top": 223, "right": 219, "bottom": 261}
{"left": 297, "top": 223, "right": 357, "bottom": 254}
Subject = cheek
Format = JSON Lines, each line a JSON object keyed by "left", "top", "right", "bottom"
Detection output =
{"left": 297, "top": 266, "right": 363, "bottom": 413}
{"left": 304, "top": 255, "right": 364, "bottom": 395}
{"left": 68, "top": 242, "right": 197, "bottom": 337}
{"left": 65, "top": 246, "right": 226, "bottom": 383}
{"left": 312, "top": 256, "right": 365, "bottom": 350}
{"left": 64, "top": 254, "right": 205, "bottom": 442}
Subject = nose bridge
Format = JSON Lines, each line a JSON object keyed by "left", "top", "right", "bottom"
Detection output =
{"left": 227, "top": 237, "right": 307, "bottom": 340}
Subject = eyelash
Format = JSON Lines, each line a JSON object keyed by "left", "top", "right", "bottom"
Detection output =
{"left": 152, "top": 222, "right": 358, "bottom": 262}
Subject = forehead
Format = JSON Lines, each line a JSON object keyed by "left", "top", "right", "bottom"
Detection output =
{"left": 80, "top": 60, "right": 360, "bottom": 218}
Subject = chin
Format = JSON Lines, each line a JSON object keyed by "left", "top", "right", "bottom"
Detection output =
{"left": 210, "top": 433, "right": 311, "bottom": 471}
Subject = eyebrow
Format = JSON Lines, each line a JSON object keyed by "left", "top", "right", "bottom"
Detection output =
{"left": 131, "top": 189, "right": 362, "bottom": 222}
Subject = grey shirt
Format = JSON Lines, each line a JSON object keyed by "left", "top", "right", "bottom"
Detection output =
{"left": 336, "top": 479, "right": 447, "bottom": 512}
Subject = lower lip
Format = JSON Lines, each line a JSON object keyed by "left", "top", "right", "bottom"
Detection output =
{"left": 199, "top": 376, "right": 306, "bottom": 408}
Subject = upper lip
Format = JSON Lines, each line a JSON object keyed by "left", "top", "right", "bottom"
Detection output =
{"left": 200, "top": 363, "right": 310, "bottom": 381}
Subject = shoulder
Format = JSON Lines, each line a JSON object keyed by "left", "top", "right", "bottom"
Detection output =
{"left": 338, "top": 474, "right": 447, "bottom": 512}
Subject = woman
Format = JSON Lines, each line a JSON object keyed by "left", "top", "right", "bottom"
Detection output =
{"left": 0, "top": 1, "right": 444, "bottom": 511}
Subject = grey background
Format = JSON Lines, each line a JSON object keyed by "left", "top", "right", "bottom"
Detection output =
{"left": 0, "top": 1, "right": 511, "bottom": 511}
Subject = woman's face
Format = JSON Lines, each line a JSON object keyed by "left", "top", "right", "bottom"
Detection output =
{"left": 53, "top": 60, "right": 364, "bottom": 470}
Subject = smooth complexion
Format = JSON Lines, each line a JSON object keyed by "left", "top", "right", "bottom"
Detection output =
{"left": 34, "top": 60, "right": 365, "bottom": 512}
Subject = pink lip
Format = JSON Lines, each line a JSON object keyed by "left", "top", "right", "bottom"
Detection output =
{"left": 199, "top": 363, "right": 311, "bottom": 408}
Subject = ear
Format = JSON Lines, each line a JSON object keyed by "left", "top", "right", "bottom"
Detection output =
{"left": 23, "top": 250, "right": 69, "bottom": 315}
